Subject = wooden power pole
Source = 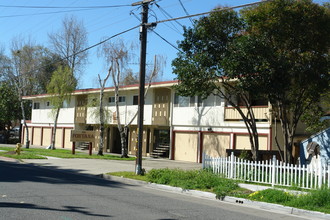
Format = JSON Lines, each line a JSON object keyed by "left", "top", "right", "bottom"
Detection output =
{"left": 132, "top": 0, "right": 154, "bottom": 175}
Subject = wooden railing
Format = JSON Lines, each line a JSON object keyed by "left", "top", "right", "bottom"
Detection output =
{"left": 224, "top": 106, "right": 269, "bottom": 121}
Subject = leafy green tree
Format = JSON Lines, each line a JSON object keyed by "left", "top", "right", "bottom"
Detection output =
{"left": 0, "top": 81, "right": 21, "bottom": 141}
{"left": 172, "top": 8, "right": 262, "bottom": 161}
{"left": 223, "top": 0, "right": 330, "bottom": 163}
{"left": 47, "top": 66, "right": 76, "bottom": 149}
{"left": 9, "top": 39, "right": 50, "bottom": 148}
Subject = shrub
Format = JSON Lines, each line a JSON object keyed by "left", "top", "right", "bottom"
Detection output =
{"left": 147, "top": 168, "right": 239, "bottom": 199}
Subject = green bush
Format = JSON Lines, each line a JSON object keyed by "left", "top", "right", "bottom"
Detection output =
{"left": 147, "top": 168, "right": 239, "bottom": 198}
{"left": 248, "top": 189, "right": 295, "bottom": 203}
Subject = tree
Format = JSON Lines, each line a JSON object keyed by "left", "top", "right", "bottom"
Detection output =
{"left": 0, "top": 81, "right": 21, "bottom": 142}
{"left": 222, "top": 0, "right": 330, "bottom": 163}
{"left": 99, "top": 39, "right": 165, "bottom": 158}
{"left": 172, "top": 8, "right": 262, "bottom": 161}
{"left": 8, "top": 38, "right": 50, "bottom": 148}
{"left": 48, "top": 15, "right": 88, "bottom": 85}
{"left": 47, "top": 66, "right": 76, "bottom": 150}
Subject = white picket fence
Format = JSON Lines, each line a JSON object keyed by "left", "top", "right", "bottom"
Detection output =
{"left": 202, "top": 152, "right": 330, "bottom": 189}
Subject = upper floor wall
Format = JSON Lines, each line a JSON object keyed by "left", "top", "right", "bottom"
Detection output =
{"left": 27, "top": 81, "right": 271, "bottom": 128}
{"left": 31, "top": 98, "right": 75, "bottom": 124}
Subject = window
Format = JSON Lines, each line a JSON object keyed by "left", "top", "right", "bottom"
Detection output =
{"left": 109, "top": 97, "right": 115, "bottom": 103}
{"left": 133, "top": 95, "right": 138, "bottom": 105}
{"left": 62, "top": 100, "right": 69, "bottom": 108}
{"left": 119, "top": 96, "right": 126, "bottom": 103}
{"left": 33, "top": 102, "right": 40, "bottom": 109}
{"left": 109, "top": 96, "right": 126, "bottom": 104}
{"left": 46, "top": 101, "right": 50, "bottom": 107}
{"left": 198, "top": 94, "right": 221, "bottom": 107}
{"left": 174, "top": 93, "right": 195, "bottom": 107}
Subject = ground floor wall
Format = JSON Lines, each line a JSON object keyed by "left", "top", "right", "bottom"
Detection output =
{"left": 171, "top": 129, "right": 272, "bottom": 163}
{"left": 21, "top": 125, "right": 74, "bottom": 149}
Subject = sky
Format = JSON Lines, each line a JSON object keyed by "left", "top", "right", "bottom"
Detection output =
{"left": 0, "top": 0, "right": 327, "bottom": 89}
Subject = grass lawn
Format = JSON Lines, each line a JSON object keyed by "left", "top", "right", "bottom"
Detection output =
{"left": 0, "top": 147, "right": 135, "bottom": 160}
{"left": 108, "top": 168, "right": 330, "bottom": 214}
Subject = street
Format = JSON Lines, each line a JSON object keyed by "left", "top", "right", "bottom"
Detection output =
{"left": 0, "top": 161, "right": 309, "bottom": 220}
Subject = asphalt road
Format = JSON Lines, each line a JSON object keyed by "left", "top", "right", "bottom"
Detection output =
{"left": 0, "top": 161, "right": 309, "bottom": 220}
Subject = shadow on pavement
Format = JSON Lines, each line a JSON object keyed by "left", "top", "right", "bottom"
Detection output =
{"left": 0, "top": 202, "right": 112, "bottom": 218}
{"left": 0, "top": 160, "right": 128, "bottom": 188}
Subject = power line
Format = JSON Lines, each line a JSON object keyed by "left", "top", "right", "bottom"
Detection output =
{"left": 151, "top": 1, "right": 270, "bottom": 25}
{"left": 17, "top": 25, "right": 140, "bottom": 80}
{"left": 0, "top": 4, "right": 131, "bottom": 9}
{"left": 130, "top": 10, "right": 181, "bottom": 52}
{"left": 178, "top": 0, "right": 193, "bottom": 25}
{"left": 0, "top": 8, "right": 96, "bottom": 18}
{"left": 155, "top": 3, "right": 183, "bottom": 28}
{"left": 152, "top": 30, "right": 182, "bottom": 52}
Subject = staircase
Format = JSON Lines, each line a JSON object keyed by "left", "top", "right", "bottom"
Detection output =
{"left": 76, "top": 142, "right": 90, "bottom": 150}
{"left": 150, "top": 145, "right": 170, "bottom": 158}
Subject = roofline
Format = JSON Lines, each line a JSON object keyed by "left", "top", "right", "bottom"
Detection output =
{"left": 22, "top": 80, "right": 178, "bottom": 100}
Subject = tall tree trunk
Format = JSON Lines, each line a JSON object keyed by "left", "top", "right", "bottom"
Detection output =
{"left": 51, "top": 107, "right": 60, "bottom": 150}
{"left": 98, "top": 86, "right": 105, "bottom": 156}
{"left": 20, "top": 99, "right": 29, "bottom": 149}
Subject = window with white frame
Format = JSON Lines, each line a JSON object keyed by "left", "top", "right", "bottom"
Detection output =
{"left": 174, "top": 93, "right": 195, "bottom": 107}
{"left": 198, "top": 94, "right": 221, "bottom": 107}
{"left": 33, "top": 102, "right": 40, "bottom": 109}
{"left": 109, "top": 96, "right": 126, "bottom": 104}
{"left": 133, "top": 95, "right": 138, "bottom": 105}
{"left": 62, "top": 100, "right": 69, "bottom": 108}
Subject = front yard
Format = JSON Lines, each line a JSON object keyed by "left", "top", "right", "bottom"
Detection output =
{"left": 0, "top": 147, "right": 135, "bottom": 160}
{"left": 109, "top": 168, "right": 330, "bottom": 215}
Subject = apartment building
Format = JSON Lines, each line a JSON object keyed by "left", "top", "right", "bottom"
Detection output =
{"left": 22, "top": 80, "right": 307, "bottom": 163}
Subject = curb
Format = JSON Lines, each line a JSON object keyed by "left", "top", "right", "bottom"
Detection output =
{"left": 100, "top": 174, "right": 330, "bottom": 220}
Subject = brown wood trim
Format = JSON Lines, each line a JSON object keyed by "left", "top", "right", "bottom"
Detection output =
{"left": 62, "top": 128, "right": 65, "bottom": 148}
{"left": 31, "top": 127, "right": 34, "bottom": 145}
{"left": 40, "top": 127, "right": 43, "bottom": 146}
{"left": 198, "top": 131, "right": 203, "bottom": 163}
{"left": 171, "top": 130, "right": 175, "bottom": 160}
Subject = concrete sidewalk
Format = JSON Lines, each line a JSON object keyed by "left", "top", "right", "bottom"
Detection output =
{"left": 22, "top": 157, "right": 202, "bottom": 175}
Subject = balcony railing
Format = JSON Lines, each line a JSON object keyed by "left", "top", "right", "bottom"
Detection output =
{"left": 224, "top": 106, "right": 270, "bottom": 121}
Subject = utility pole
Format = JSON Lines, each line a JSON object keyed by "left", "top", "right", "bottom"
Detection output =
{"left": 132, "top": 0, "right": 154, "bottom": 175}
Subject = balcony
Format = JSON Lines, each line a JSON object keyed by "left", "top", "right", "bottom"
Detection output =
{"left": 75, "top": 106, "right": 87, "bottom": 124}
{"left": 224, "top": 106, "right": 270, "bottom": 121}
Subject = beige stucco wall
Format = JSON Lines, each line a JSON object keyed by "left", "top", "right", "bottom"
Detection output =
{"left": 22, "top": 127, "right": 32, "bottom": 145}
{"left": 42, "top": 128, "right": 52, "bottom": 147}
{"left": 235, "top": 134, "right": 268, "bottom": 150}
{"left": 203, "top": 133, "right": 230, "bottom": 157}
{"left": 174, "top": 132, "right": 198, "bottom": 162}
{"left": 55, "top": 128, "right": 63, "bottom": 148}
{"left": 64, "top": 128, "right": 72, "bottom": 149}
{"left": 33, "top": 128, "right": 41, "bottom": 145}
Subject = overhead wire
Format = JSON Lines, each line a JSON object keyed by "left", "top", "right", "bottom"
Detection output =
{"left": 178, "top": 0, "right": 193, "bottom": 25}
{"left": 151, "top": 1, "right": 270, "bottom": 25}
{"left": 130, "top": 10, "right": 181, "bottom": 52}
{"left": 0, "top": 8, "right": 96, "bottom": 18}
{"left": 0, "top": 4, "right": 131, "bottom": 9}
{"left": 14, "top": 0, "right": 268, "bottom": 87}
{"left": 154, "top": 3, "right": 183, "bottom": 34}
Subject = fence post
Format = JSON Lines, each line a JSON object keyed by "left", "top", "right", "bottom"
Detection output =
{"left": 230, "top": 152, "right": 234, "bottom": 179}
{"left": 318, "top": 158, "right": 322, "bottom": 188}
{"left": 271, "top": 155, "right": 276, "bottom": 188}
{"left": 202, "top": 151, "right": 205, "bottom": 169}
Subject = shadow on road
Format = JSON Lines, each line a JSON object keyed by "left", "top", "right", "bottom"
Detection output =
{"left": 0, "top": 202, "right": 112, "bottom": 218}
{"left": 0, "top": 160, "right": 128, "bottom": 189}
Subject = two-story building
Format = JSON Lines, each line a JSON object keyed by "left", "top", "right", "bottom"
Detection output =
{"left": 22, "top": 80, "right": 307, "bottom": 163}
